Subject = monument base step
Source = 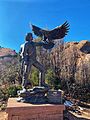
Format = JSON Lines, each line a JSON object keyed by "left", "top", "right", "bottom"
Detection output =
{"left": 6, "top": 98, "right": 65, "bottom": 120}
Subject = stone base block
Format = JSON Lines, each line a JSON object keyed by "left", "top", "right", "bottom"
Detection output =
{"left": 6, "top": 98, "right": 65, "bottom": 120}
{"left": 47, "top": 90, "right": 62, "bottom": 104}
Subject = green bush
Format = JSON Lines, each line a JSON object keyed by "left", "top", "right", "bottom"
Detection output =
{"left": 45, "top": 69, "right": 55, "bottom": 86}
{"left": 45, "top": 68, "right": 61, "bottom": 89}
{"left": 16, "top": 85, "right": 22, "bottom": 90}
{"left": 30, "top": 68, "right": 39, "bottom": 86}
{"left": 7, "top": 86, "right": 17, "bottom": 97}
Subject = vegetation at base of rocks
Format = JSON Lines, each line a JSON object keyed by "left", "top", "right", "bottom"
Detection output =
{"left": 45, "top": 69, "right": 61, "bottom": 90}
{"left": 0, "top": 55, "right": 20, "bottom": 85}
{"left": 0, "top": 84, "right": 22, "bottom": 111}
{"left": 0, "top": 85, "right": 22, "bottom": 100}
{"left": 30, "top": 68, "right": 39, "bottom": 86}
{"left": 61, "top": 81, "right": 90, "bottom": 103}
{"left": 69, "top": 84, "right": 90, "bottom": 103}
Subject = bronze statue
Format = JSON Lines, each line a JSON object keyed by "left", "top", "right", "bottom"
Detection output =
{"left": 19, "top": 33, "right": 47, "bottom": 92}
{"left": 18, "top": 21, "right": 69, "bottom": 103}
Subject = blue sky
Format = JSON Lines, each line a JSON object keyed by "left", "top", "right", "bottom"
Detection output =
{"left": 0, "top": 0, "right": 90, "bottom": 52}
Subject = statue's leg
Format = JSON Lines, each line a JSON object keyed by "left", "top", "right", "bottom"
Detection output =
{"left": 22, "top": 62, "right": 32, "bottom": 89}
{"left": 20, "top": 60, "right": 23, "bottom": 76}
{"left": 33, "top": 61, "right": 45, "bottom": 86}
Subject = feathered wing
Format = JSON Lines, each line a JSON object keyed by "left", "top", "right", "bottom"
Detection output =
{"left": 48, "top": 21, "right": 70, "bottom": 40}
{"left": 31, "top": 21, "right": 69, "bottom": 41}
{"left": 31, "top": 24, "right": 46, "bottom": 37}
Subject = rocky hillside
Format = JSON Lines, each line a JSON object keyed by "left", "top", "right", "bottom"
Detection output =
{"left": 51, "top": 40, "right": 90, "bottom": 85}
{"left": 0, "top": 47, "right": 16, "bottom": 57}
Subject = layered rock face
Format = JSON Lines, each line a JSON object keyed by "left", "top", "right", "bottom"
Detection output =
{"left": 50, "top": 40, "right": 90, "bottom": 85}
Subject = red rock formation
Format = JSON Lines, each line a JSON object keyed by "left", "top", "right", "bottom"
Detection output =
{"left": 0, "top": 47, "right": 16, "bottom": 57}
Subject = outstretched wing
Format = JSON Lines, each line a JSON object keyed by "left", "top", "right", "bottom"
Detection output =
{"left": 31, "top": 21, "right": 70, "bottom": 41}
{"left": 48, "top": 21, "right": 70, "bottom": 40}
{"left": 31, "top": 24, "right": 46, "bottom": 37}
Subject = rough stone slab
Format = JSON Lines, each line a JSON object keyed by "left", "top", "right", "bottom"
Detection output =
{"left": 6, "top": 98, "right": 65, "bottom": 120}
{"left": 47, "top": 90, "right": 62, "bottom": 104}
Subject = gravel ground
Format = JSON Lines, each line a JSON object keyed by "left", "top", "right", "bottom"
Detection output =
{"left": 0, "top": 112, "right": 7, "bottom": 120}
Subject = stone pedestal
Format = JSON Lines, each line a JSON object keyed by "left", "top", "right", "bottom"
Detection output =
{"left": 47, "top": 90, "right": 63, "bottom": 104}
{"left": 6, "top": 98, "right": 65, "bottom": 120}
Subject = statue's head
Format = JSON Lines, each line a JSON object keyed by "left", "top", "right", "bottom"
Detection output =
{"left": 25, "top": 33, "right": 33, "bottom": 41}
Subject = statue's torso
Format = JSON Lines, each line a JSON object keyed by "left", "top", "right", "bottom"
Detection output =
{"left": 21, "top": 41, "right": 37, "bottom": 61}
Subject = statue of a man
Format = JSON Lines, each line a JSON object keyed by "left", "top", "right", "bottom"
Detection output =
{"left": 20, "top": 33, "right": 46, "bottom": 91}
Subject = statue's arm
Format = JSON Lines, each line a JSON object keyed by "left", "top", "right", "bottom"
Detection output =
{"left": 35, "top": 41, "right": 44, "bottom": 46}
{"left": 19, "top": 43, "right": 28, "bottom": 58}
{"left": 19, "top": 46, "right": 23, "bottom": 62}
{"left": 34, "top": 35, "right": 48, "bottom": 46}
{"left": 23, "top": 43, "right": 28, "bottom": 57}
